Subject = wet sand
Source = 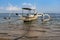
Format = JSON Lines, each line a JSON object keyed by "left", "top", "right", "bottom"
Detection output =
{"left": 0, "top": 20, "right": 60, "bottom": 40}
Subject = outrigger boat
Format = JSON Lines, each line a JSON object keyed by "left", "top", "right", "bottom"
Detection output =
{"left": 3, "top": 5, "right": 50, "bottom": 23}
{"left": 16, "top": 7, "right": 50, "bottom": 22}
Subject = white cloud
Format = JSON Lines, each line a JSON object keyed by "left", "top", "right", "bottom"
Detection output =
{"left": 22, "top": 3, "right": 36, "bottom": 10}
{"left": 6, "top": 3, "right": 21, "bottom": 11}
{"left": 0, "top": 3, "right": 22, "bottom": 13}
{"left": 22, "top": 3, "right": 32, "bottom": 8}
{"left": 0, "top": 3, "right": 36, "bottom": 11}
{"left": 0, "top": 3, "right": 21, "bottom": 11}
{"left": 6, "top": 6, "right": 21, "bottom": 11}
{"left": 22, "top": 3, "right": 32, "bottom": 6}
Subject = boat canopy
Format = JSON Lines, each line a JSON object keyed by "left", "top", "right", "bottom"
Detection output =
{"left": 22, "top": 8, "right": 32, "bottom": 10}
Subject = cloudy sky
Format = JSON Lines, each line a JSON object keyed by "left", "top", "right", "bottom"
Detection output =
{"left": 0, "top": 0, "right": 60, "bottom": 13}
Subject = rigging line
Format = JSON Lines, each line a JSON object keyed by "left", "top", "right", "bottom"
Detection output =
{"left": 0, "top": 18, "right": 19, "bottom": 24}
{"left": 14, "top": 24, "right": 31, "bottom": 40}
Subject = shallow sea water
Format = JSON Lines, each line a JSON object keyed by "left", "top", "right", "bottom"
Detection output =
{"left": 0, "top": 13, "right": 60, "bottom": 40}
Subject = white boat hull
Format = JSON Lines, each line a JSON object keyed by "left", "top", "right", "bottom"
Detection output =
{"left": 23, "top": 15, "right": 38, "bottom": 22}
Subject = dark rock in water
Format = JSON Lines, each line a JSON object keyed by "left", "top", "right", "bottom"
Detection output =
{"left": 3, "top": 17, "right": 10, "bottom": 19}
{"left": 4, "top": 17, "right": 7, "bottom": 19}
{"left": 8, "top": 17, "right": 10, "bottom": 19}
{"left": 16, "top": 13, "right": 18, "bottom": 16}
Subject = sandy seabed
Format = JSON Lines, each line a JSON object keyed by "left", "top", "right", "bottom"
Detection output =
{"left": 0, "top": 21, "right": 60, "bottom": 40}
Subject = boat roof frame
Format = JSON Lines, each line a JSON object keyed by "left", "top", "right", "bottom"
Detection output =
{"left": 22, "top": 8, "right": 33, "bottom": 10}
